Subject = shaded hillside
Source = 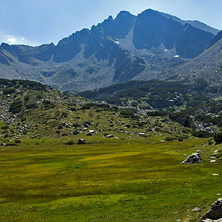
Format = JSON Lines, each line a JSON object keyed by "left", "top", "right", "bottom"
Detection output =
{"left": 1, "top": 78, "right": 221, "bottom": 148}
{"left": 78, "top": 79, "right": 210, "bottom": 109}
{"left": 79, "top": 79, "right": 222, "bottom": 137}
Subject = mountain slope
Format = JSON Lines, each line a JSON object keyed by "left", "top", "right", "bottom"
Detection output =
{"left": 175, "top": 33, "right": 222, "bottom": 86}
{"left": 0, "top": 9, "right": 218, "bottom": 91}
{"left": 0, "top": 28, "right": 146, "bottom": 91}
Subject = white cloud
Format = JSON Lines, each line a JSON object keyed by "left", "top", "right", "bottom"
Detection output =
{"left": 0, "top": 34, "right": 39, "bottom": 46}
{"left": 0, "top": 32, "right": 39, "bottom": 46}
{"left": 5, "top": 35, "right": 27, "bottom": 45}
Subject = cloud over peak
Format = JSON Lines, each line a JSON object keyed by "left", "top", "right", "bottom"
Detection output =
{"left": 5, "top": 35, "right": 26, "bottom": 45}
{"left": 0, "top": 33, "right": 39, "bottom": 46}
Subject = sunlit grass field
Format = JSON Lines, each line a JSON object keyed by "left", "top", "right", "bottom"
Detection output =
{"left": 0, "top": 138, "right": 222, "bottom": 222}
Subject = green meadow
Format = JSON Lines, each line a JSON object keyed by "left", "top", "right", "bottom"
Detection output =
{"left": 0, "top": 138, "right": 222, "bottom": 222}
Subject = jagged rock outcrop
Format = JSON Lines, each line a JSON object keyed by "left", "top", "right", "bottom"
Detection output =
{"left": 200, "top": 199, "right": 222, "bottom": 221}
{"left": 182, "top": 151, "right": 201, "bottom": 164}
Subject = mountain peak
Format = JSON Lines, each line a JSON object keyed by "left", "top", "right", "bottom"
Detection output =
{"left": 116, "top": 10, "right": 134, "bottom": 18}
{"left": 140, "top": 8, "right": 159, "bottom": 15}
{"left": 107, "top": 15, "right": 113, "bottom": 21}
{"left": 0, "top": 8, "right": 218, "bottom": 92}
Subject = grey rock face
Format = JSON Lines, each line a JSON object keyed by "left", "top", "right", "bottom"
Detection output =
{"left": 176, "top": 37, "right": 222, "bottom": 88}
{"left": 201, "top": 199, "right": 222, "bottom": 221}
{"left": 182, "top": 151, "right": 201, "bottom": 164}
{"left": 0, "top": 9, "right": 218, "bottom": 92}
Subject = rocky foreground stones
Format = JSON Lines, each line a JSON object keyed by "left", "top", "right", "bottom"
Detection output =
{"left": 200, "top": 199, "right": 222, "bottom": 221}
{"left": 182, "top": 151, "right": 202, "bottom": 164}
{"left": 202, "top": 219, "right": 222, "bottom": 222}
{"left": 77, "top": 139, "right": 86, "bottom": 144}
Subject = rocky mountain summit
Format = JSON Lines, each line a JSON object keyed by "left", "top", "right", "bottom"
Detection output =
{"left": 0, "top": 9, "right": 219, "bottom": 91}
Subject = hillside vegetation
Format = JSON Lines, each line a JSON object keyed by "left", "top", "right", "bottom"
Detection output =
{"left": 1, "top": 79, "right": 222, "bottom": 221}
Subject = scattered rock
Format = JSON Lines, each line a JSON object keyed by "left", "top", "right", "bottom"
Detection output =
{"left": 84, "top": 123, "right": 89, "bottom": 127}
{"left": 193, "top": 207, "right": 201, "bottom": 212}
{"left": 202, "top": 219, "right": 222, "bottom": 221}
{"left": 73, "top": 123, "right": 80, "bottom": 128}
{"left": 200, "top": 198, "right": 222, "bottom": 221}
{"left": 85, "top": 121, "right": 91, "bottom": 125}
{"left": 78, "top": 139, "right": 86, "bottom": 144}
{"left": 182, "top": 151, "right": 201, "bottom": 164}
{"left": 161, "top": 118, "right": 170, "bottom": 123}
{"left": 106, "top": 134, "right": 113, "bottom": 138}
{"left": 58, "top": 125, "right": 63, "bottom": 129}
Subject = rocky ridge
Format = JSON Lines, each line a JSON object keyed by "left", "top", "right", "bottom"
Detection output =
{"left": 0, "top": 9, "right": 218, "bottom": 91}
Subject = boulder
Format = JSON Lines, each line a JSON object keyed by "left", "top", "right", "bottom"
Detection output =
{"left": 85, "top": 121, "right": 91, "bottom": 125}
{"left": 58, "top": 125, "right": 63, "bottom": 129}
{"left": 193, "top": 207, "right": 201, "bottom": 212}
{"left": 200, "top": 199, "right": 222, "bottom": 221}
{"left": 78, "top": 139, "right": 86, "bottom": 144}
{"left": 106, "top": 134, "right": 113, "bottom": 138}
{"left": 182, "top": 151, "right": 201, "bottom": 164}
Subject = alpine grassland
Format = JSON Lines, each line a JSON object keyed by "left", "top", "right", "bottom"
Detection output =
{"left": 0, "top": 137, "right": 222, "bottom": 222}
{"left": 1, "top": 79, "right": 222, "bottom": 221}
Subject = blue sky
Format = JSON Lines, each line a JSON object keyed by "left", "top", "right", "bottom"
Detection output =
{"left": 0, "top": 0, "right": 221, "bottom": 46}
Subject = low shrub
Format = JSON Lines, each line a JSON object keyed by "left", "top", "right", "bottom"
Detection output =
{"left": 65, "top": 140, "right": 74, "bottom": 145}
{"left": 214, "top": 132, "right": 222, "bottom": 144}
{"left": 9, "top": 99, "right": 23, "bottom": 114}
